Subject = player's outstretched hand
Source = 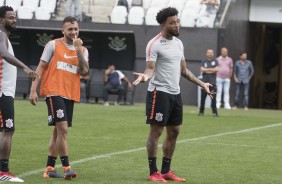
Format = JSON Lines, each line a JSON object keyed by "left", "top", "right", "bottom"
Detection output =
{"left": 202, "top": 82, "right": 216, "bottom": 99}
{"left": 73, "top": 35, "right": 83, "bottom": 49}
{"left": 133, "top": 72, "right": 149, "bottom": 85}
{"left": 29, "top": 91, "right": 38, "bottom": 106}
{"left": 23, "top": 67, "right": 39, "bottom": 81}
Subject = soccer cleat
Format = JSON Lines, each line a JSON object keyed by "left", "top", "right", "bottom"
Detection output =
{"left": 63, "top": 166, "right": 77, "bottom": 180}
{"left": 0, "top": 171, "right": 24, "bottom": 182}
{"left": 162, "top": 171, "right": 186, "bottom": 182}
{"left": 43, "top": 166, "right": 64, "bottom": 179}
{"left": 149, "top": 171, "right": 167, "bottom": 183}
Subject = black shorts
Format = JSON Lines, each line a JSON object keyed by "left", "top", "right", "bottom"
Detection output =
{"left": 45, "top": 96, "right": 74, "bottom": 127}
{"left": 146, "top": 90, "right": 183, "bottom": 126}
{"left": 0, "top": 94, "right": 15, "bottom": 132}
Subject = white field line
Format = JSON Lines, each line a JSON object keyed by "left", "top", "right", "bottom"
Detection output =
{"left": 191, "top": 142, "right": 280, "bottom": 149}
{"left": 18, "top": 123, "right": 282, "bottom": 178}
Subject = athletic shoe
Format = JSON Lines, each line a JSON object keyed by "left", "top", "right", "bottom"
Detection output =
{"left": 104, "top": 101, "right": 109, "bottom": 106}
{"left": 162, "top": 171, "right": 186, "bottom": 182}
{"left": 114, "top": 101, "right": 120, "bottom": 106}
{"left": 63, "top": 166, "right": 77, "bottom": 180}
{"left": 149, "top": 171, "right": 167, "bottom": 183}
{"left": 0, "top": 171, "right": 24, "bottom": 182}
{"left": 43, "top": 166, "right": 64, "bottom": 178}
{"left": 244, "top": 106, "right": 249, "bottom": 110}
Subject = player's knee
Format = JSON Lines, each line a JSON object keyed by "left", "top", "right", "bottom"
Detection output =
{"left": 56, "top": 123, "right": 68, "bottom": 136}
{"left": 168, "top": 128, "right": 180, "bottom": 139}
{"left": 3, "top": 131, "right": 14, "bottom": 137}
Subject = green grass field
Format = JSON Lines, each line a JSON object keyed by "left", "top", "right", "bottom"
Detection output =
{"left": 7, "top": 100, "right": 282, "bottom": 183}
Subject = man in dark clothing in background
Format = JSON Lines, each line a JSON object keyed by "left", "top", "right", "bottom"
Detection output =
{"left": 199, "top": 49, "right": 219, "bottom": 116}
{"left": 103, "top": 64, "right": 132, "bottom": 106}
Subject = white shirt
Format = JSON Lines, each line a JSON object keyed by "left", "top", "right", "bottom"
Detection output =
{"left": 146, "top": 33, "right": 185, "bottom": 95}
{"left": 0, "top": 38, "right": 16, "bottom": 98}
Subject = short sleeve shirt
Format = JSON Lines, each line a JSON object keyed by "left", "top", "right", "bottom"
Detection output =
{"left": 201, "top": 58, "right": 218, "bottom": 85}
{"left": 146, "top": 33, "right": 185, "bottom": 95}
{"left": 41, "top": 40, "right": 89, "bottom": 63}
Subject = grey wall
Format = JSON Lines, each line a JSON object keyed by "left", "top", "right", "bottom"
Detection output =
{"left": 17, "top": 20, "right": 219, "bottom": 105}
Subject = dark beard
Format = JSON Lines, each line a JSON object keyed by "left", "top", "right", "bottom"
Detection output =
{"left": 5, "top": 25, "right": 16, "bottom": 32}
{"left": 168, "top": 30, "right": 179, "bottom": 37}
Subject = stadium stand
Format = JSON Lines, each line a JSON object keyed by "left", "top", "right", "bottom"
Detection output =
{"left": 35, "top": 7, "right": 52, "bottom": 20}
{"left": 22, "top": 0, "right": 40, "bottom": 11}
{"left": 145, "top": 7, "right": 161, "bottom": 26}
{"left": 128, "top": 6, "right": 145, "bottom": 25}
{"left": 39, "top": 0, "right": 57, "bottom": 14}
{"left": 0, "top": 0, "right": 4, "bottom": 6}
{"left": 17, "top": 5, "right": 34, "bottom": 19}
{"left": 167, "top": 0, "right": 187, "bottom": 13}
{"left": 180, "top": 8, "right": 197, "bottom": 27}
{"left": 110, "top": 5, "right": 128, "bottom": 24}
{"left": 5, "top": 0, "right": 22, "bottom": 11}
{"left": 149, "top": 0, "right": 169, "bottom": 8}
{"left": 1, "top": 0, "right": 222, "bottom": 27}
{"left": 142, "top": 0, "right": 151, "bottom": 9}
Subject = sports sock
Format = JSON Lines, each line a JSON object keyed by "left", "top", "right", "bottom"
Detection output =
{"left": 161, "top": 157, "right": 171, "bottom": 174}
{"left": 60, "top": 156, "right": 70, "bottom": 167}
{"left": 0, "top": 159, "right": 9, "bottom": 172}
{"left": 148, "top": 157, "right": 158, "bottom": 175}
{"left": 46, "top": 156, "right": 57, "bottom": 167}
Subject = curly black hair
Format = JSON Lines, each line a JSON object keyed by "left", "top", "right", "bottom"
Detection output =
{"left": 63, "top": 16, "right": 77, "bottom": 25}
{"left": 156, "top": 7, "right": 178, "bottom": 25}
{"left": 0, "top": 6, "right": 14, "bottom": 18}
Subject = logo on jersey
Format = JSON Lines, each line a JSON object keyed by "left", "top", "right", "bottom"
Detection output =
{"left": 5, "top": 119, "right": 14, "bottom": 129}
{"left": 108, "top": 36, "right": 127, "bottom": 51}
{"left": 56, "top": 109, "right": 64, "bottom": 119}
{"left": 211, "top": 61, "right": 216, "bottom": 66}
{"left": 155, "top": 112, "right": 163, "bottom": 122}
{"left": 64, "top": 53, "right": 77, "bottom": 59}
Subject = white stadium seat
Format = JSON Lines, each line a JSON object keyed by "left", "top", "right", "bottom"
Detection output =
{"left": 17, "top": 5, "right": 34, "bottom": 19}
{"left": 22, "top": 0, "right": 39, "bottom": 11}
{"left": 149, "top": 0, "right": 169, "bottom": 8}
{"left": 196, "top": 10, "right": 210, "bottom": 28}
{"left": 180, "top": 9, "right": 197, "bottom": 27}
{"left": 35, "top": 7, "right": 51, "bottom": 20}
{"left": 167, "top": 0, "right": 186, "bottom": 13}
{"left": 142, "top": 0, "right": 151, "bottom": 9}
{"left": 145, "top": 7, "right": 161, "bottom": 26}
{"left": 5, "top": 0, "right": 22, "bottom": 11}
{"left": 110, "top": 6, "right": 128, "bottom": 24}
{"left": 40, "top": 0, "right": 56, "bottom": 13}
{"left": 128, "top": 6, "right": 144, "bottom": 25}
{"left": 0, "top": 0, "right": 4, "bottom": 6}
{"left": 185, "top": 0, "right": 202, "bottom": 13}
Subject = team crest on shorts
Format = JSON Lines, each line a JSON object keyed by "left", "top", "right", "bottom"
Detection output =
{"left": 5, "top": 119, "right": 14, "bottom": 128}
{"left": 56, "top": 109, "right": 64, "bottom": 119}
{"left": 155, "top": 112, "right": 163, "bottom": 122}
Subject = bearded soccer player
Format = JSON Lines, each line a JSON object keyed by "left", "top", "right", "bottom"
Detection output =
{"left": 29, "top": 16, "right": 89, "bottom": 180}
{"left": 133, "top": 7, "right": 214, "bottom": 183}
{"left": 0, "top": 6, "right": 38, "bottom": 182}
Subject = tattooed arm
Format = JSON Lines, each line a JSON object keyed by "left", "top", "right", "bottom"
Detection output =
{"left": 73, "top": 36, "right": 89, "bottom": 76}
{"left": 181, "top": 60, "right": 214, "bottom": 96}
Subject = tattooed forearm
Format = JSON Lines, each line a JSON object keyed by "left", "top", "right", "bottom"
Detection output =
{"left": 76, "top": 49, "right": 89, "bottom": 76}
{"left": 182, "top": 68, "right": 204, "bottom": 87}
